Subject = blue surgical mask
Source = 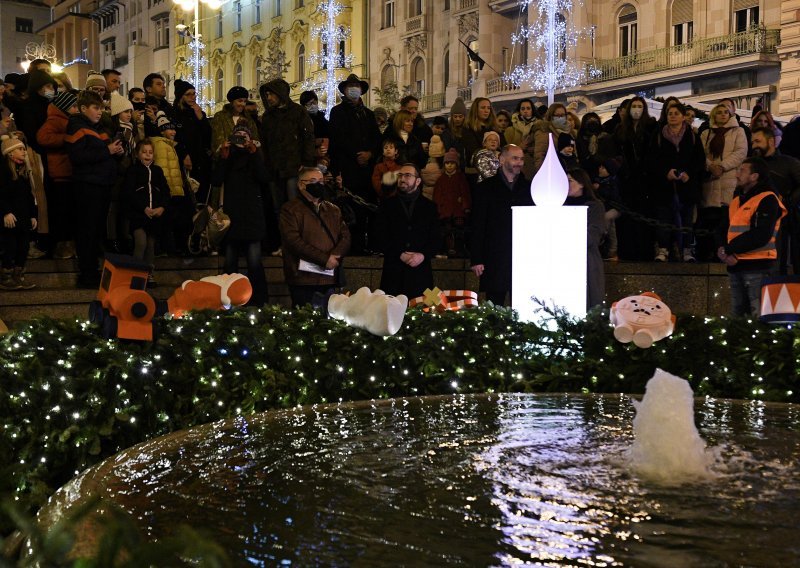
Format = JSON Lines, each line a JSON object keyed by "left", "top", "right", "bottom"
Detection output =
{"left": 552, "top": 116, "right": 568, "bottom": 129}
{"left": 345, "top": 87, "right": 362, "bottom": 100}
{"left": 42, "top": 89, "right": 55, "bottom": 101}
{"left": 306, "top": 103, "right": 319, "bottom": 115}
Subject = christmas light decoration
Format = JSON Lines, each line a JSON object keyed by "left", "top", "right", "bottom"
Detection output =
{"left": 305, "top": 0, "right": 354, "bottom": 118}
{"left": 174, "top": 0, "right": 221, "bottom": 110}
{"left": 507, "top": 0, "right": 592, "bottom": 105}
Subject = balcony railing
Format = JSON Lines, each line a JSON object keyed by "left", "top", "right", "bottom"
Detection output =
{"left": 421, "top": 92, "right": 445, "bottom": 112}
{"left": 585, "top": 27, "right": 780, "bottom": 84}
{"left": 457, "top": 86, "right": 472, "bottom": 102}
{"left": 405, "top": 14, "right": 424, "bottom": 34}
{"left": 486, "top": 77, "right": 520, "bottom": 96}
{"left": 457, "top": 0, "right": 477, "bottom": 11}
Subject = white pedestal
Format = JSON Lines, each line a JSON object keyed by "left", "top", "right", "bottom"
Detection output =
{"left": 512, "top": 206, "right": 588, "bottom": 323}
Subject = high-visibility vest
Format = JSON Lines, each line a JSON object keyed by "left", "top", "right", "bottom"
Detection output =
{"left": 727, "top": 190, "right": 786, "bottom": 261}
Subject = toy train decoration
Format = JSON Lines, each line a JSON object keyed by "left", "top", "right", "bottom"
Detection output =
{"left": 88, "top": 254, "right": 252, "bottom": 341}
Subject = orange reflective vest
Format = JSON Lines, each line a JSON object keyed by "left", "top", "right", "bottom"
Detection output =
{"left": 727, "top": 190, "right": 786, "bottom": 261}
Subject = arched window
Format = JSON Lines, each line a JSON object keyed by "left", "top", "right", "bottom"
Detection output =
{"left": 255, "top": 57, "right": 263, "bottom": 86}
{"left": 234, "top": 63, "right": 242, "bottom": 86}
{"left": 618, "top": 4, "right": 638, "bottom": 56}
{"left": 411, "top": 56, "right": 425, "bottom": 96}
{"left": 297, "top": 43, "right": 305, "bottom": 83}
{"left": 671, "top": 0, "right": 693, "bottom": 45}
{"left": 381, "top": 64, "right": 395, "bottom": 89}
{"left": 215, "top": 68, "right": 224, "bottom": 103}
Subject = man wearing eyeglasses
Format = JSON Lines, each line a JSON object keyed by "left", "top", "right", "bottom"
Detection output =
{"left": 279, "top": 166, "right": 351, "bottom": 308}
{"left": 376, "top": 163, "right": 440, "bottom": 298}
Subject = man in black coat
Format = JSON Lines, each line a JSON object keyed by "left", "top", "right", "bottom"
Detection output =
{"left": 329, "top": 74, "right": 381, "bottom": 253}
{"left": 377, "top": 163, "right": 440, "bottom": 298}
{"left": 470, "top": 145, "right": 533, "bottom": 305}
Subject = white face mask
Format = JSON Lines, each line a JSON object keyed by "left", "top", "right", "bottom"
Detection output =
{"left": 306, "top": 103, "right": 319, "bottom": 115}
{"left": 345, "top": 87, "right": 362, "bottom": 100}
{"left": 629, "top": 107, "right": 643, "bottom": 120}
{"left": 552, "top": 116, "right": 568, "bottom": 129}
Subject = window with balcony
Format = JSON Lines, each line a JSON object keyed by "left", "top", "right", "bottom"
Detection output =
{"left": 216, "top": 11, "right": 223, "bottom": 38}
{"left": 409, "top": 0, "right": 423, "bottom": 17}
{"left": 254, "top": 0, "right": 261, "bottom": 24}
{"left": 411, "top": 56, "right": 425, "bottom": 95}
{"left": 382, "top": 0, "right": 395, "bottom": 28}
{"left": 15, "top": 18, "right": 33, "bottom": 33}
{"left": 671, "top": 0, "right": 693, "bottom": 45}
{"left": 297, "top": 43, "right": 305, "bottom": 82}
{"left": 234, "top": 0, "right": 242, "bottom": 31}
{"left": 155, "top": 17, "right": 170, "bottom": 48}
{"left": 215, "top": 68, "right": 224, "bottom": 102}
{"left": 235, "top": 63, "right": 242, "bottom": 86}
{"left": 734, "top": 3, "right": 759, "bottom": 33}
{"left": 618, "top": 5, "right": 638, "bottom": 56}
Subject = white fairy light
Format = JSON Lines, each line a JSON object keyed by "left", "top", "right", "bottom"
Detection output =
{"left": 305, "top": 0, "right": 353, "bottom": 119}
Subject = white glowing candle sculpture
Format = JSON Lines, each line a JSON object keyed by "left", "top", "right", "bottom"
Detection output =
{"left": 512, "top": 133, "right": 587, "bottom": 322}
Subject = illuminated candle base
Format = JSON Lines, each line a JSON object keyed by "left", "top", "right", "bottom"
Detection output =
{"left": 511, "top": 206, "right": 587, "bottom": 322}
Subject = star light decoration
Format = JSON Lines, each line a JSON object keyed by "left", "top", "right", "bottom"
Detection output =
{"left": 507, "top": 0, "right": 596, "bottom": 105}
{"left": 303, "top": 0, "right": 354, "bottom": 119}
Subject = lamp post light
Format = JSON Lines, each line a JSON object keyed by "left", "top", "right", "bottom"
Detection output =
{"left": 174, "top": 0, "right": 223, "bottom": 109}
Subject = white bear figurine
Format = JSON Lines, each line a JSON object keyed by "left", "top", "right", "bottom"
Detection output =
{"left": 328, "top": 287, "right": 409, "bottom": 336}
{"left": 610, "top": 292, "right": 675, "bottom": 348}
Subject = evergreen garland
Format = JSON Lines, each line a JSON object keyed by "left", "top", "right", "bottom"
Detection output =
{"left": 1, "top": 305, "right": 797, "bottom": 530}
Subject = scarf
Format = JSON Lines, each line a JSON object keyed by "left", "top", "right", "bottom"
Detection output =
{"left": 661, "top": 122, "right": 686, "bottom": 149}
{"left": 708, "top": 127, "right": 734, "bottom": 159}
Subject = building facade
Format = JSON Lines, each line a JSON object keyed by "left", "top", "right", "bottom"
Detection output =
{"left": 0, "top": 0, "right": 52, "bottom": 79}
{"left": 39, "top": 0, "right": 100, "bottom": 89}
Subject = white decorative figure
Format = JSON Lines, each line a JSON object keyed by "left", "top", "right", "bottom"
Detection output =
{"left": 610, "top": 292, "right": 675, "bottom": 348}
{"left": 328, "top": 287, "right": 409, "bottom": 336}
{"left": 529, "top": 133, "right": 568, "bottom": 206}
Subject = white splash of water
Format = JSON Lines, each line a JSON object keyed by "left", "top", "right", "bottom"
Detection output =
{"left": 629, "top": 369, "right": 716, "bottom": 483}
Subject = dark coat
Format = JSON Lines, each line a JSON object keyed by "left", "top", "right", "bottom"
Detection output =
{"left": 174, "top": 103, "right": 212, "bottom": 184}
{"left": 470, "top": 173, "right": 533, "bottom": 294}
{"left": 329, "top": 98, "right": 381, "bottom": 195}
{"left": 144, "top": 97, "right": 175, "bottom": 138}
{"left": 462, "top": 125, "right": 506, "bottom": 172}
{"left": 279, "top": 196, "right": 351, "bottom": 286}
{"left": 0, "top": 161, "right": 36, "bottom": 224}
{"left": 211, "top": 147, "right": 269, "bottom": 241}
{"left": 645, "top": 125, "right": 706, "bottom": 206}
{"left": 65, "top": 113, "right": 117, "bottom": 186}
{"left": 258, "top": 79, "right": 316, "bottom": 180}
{"left": 123, "top": 161, "right": 170, "bottom": 231}
{"left": 309, "top": 110, "right": 331, "bottom": 140}
{"left": 565, "top": 194, "right": 606, "bottom": 309}
{"left": 377, "top": 193, "right": 440, "bottom": 298}
{"left": 18, "top": 70, "right": 56, "bottom": 155}
{"left": 384, "top": 131, "right": 427, "bottom": 171}
{"left": 779, "top": 118, "right": 800, "bottom": 160}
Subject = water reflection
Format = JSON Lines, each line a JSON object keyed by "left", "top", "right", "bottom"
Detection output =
{"left": 40, "top": 394, "right": 800, "bottom": 566}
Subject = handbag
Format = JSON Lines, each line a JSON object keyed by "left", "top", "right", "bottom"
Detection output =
{"left": 187, "top": 184, "right": 230, "bottom": 254}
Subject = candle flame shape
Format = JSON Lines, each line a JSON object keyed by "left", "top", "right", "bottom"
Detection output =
{"left": 530, "top": 133, "right": 568, "bottom": 206}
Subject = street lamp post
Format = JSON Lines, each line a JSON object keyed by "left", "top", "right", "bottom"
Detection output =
{"left": 174, "top": 0, "right": 222, "bottom": 109}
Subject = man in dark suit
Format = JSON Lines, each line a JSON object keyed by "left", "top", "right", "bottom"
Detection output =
{"left": 470, "top": 144, "right": 533, "bottom": 305}
{"left": 377, "top": 163, "right": 440, "bottom": 298}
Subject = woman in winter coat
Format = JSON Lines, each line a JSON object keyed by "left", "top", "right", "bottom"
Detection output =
{"left": 566, "top": 168, "right": 605, "bottom": 309}
{"left": 575, "top": 112, "right": 619, "bottom": 178}
{"left": 462, "top": 98, "right": 504, "bottom": 185}
{"left": 531, "top": 103, "right": 573, "bottom": 175}
{"left": 612, "top": 96, "right": 657, "bottom": 260}
{"left": 173, "top": 80, "right": 212, "bottom": 202}
{"left": 646, "top": 102, "right": 706, "bottom": 262}
{"left": 697, "top": 103, "right": 747, "bottom": 261}
{"left": 504, "top": 99, "right": 538, "bottom": 179}
{"left": 211, "top": 124, "right": 270, "bottom": 307}
{"left": 384, "top": 109, "right": 427, "bottom": 171}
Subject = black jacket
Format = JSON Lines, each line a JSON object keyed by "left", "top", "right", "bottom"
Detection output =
{"left": 329, "top": 98, "right": 381, "bottom": 194}
{"left": 212, "top": 146, "right": 269, "bottom": 242}
{"left": 470, "top": 173, "right": 533, "bottom": 293}
{"left": 377, "top": 193, "right": 440, "bottom": 298}
{"left": 645, "top": 125, "right": 706, "bottom": 205}
{"left": 123, "top": 161, "right": 170, "bottom": 231}
{"left": 174, "top": 103, "right": 212, "bottom": 183}
{"left": 0, "top": 162, "right": 36, "bottom": 225}
{"left": 259, "top": 79, "right": 316, "bottom": 180}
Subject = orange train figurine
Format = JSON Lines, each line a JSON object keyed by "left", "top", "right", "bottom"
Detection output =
{"left": 89, "top": 254, "right": 252, "bottom": 340}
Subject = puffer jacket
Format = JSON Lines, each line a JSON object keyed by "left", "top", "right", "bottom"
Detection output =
{"left": 258, "top": 78, "right": 315, "bottom": 179}
{"left": 65, "top": 113, "right": 116, "bottom": 186}
{"left": 504, "top": 112, "right": 537, "bottom": 147}
{"left": 700, "top": 115, "right": 747, "bottom": 208}
{"left": 36, "top": 104, "right": 72, "bottom": 182}
{"left": 151, "top": 136, "right": 184, "bottom": 197}
{"left": 210, "top": 103, "right": 260, "bottom": 154}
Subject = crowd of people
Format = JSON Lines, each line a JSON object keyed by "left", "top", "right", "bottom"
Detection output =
{"left": 2, "top": 61, "right": 800, "bottom": 315}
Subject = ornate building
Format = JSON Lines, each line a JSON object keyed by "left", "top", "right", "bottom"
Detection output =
{"left": 0, "top": 0, "right": 51, "bottom": 79}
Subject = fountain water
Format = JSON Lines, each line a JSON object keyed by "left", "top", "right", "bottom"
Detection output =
{"left": 630, "top": 369, "right": 715, "bottom": 482}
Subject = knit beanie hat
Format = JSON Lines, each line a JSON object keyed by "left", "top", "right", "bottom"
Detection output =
{"left": 232, "top": 123, "right": 252, "bottom": 139}
{"left": 109, "top": 92, "right": 133, "bottom": 117}
{"left": 443, "top": 148, "right": 459, "bottom": 164}
{"left": 52, "top": 90, "right": 78, "bottom": 116}
{"left": 482, "top": 130, "right": 500, "bottom": 145}
{"left": 85, "top": 71, "right": 106, "bottom": 90}
{"left": 226, "top": 85, "right": 248, "bottom": 102}
{"left": 173, "top": 79, "right": 194, "bottom": 101}
{"left": 450, "top": 97, "right": 467, "bottom": 116}
{"left": 1, "top": 134, "right": 25, "bottom": 156}
{"left": 156, "top": 111, "right": 175, "bottom": 132}
{"left": 557, "top": 132, "right": 574, "bottom": 152}
{"left": 428, "top": 134, "right": 445, "bottom": 158}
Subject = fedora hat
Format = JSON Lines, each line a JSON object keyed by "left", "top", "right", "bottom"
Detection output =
{"left": 337, "top": 73, "right": 369, "bottom": 95}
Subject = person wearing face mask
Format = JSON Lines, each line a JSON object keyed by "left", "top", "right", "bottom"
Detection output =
{"left": 300, "top": 90, "right": 330, "bottom": 154}
{"left": 575, "top": 111, "right": 619, "bottom": 179}
{"left": 279, "top": 166, "right": 351, "bottom": 308}
{"left": 504, "top": 99, "right": 538, "bottom": 178}
{"left": 17, "top": 69, "right": 57, "bottom": 155}
{"left": 531, "top": 103, "right": 571, "bottom": 175}
{"left": 328, "top": 74, "right": 381, "bottom": 254}
{"left": 376, "top": 163, "right": 440, "bottom": 298}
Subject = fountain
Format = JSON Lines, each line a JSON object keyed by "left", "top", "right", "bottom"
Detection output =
{"left": 36, "top": 384, "right": 800, "bottom": 565}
